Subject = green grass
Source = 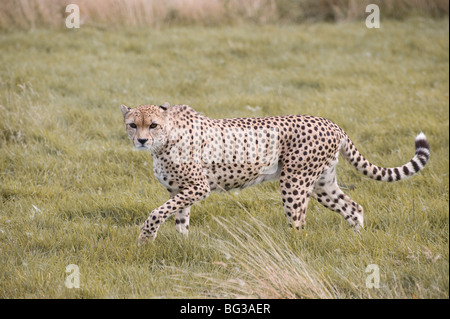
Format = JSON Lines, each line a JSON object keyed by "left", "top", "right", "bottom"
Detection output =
{"left": 0, "top": 17, "right": 448, "bottom": 298}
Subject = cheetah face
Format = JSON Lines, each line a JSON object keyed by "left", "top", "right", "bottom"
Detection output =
{"left": 120, "top": 104, "right": 170, "bottom": 153}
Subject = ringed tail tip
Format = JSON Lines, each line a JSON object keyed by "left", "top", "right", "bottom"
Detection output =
{"left": 415, "top": 132, "right": 430, "bottom": 154}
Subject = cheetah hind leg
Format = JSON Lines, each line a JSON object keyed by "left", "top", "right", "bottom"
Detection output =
{"left": 280, "top": 171, "right": 314, "bottom": 231}
{"left": 312, "top": 158, "right": 364, "bottom": 229}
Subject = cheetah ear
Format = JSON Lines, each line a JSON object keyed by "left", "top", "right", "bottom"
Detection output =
{"left": 159, "top": 102, "right": 170, "bottom": 111}
{"left": 120, "top": 104, "right": 131, "bottom": 116}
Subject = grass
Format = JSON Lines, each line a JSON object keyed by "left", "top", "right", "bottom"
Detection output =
{"left": 0, "top": 17, "right": 448, "bottom": 298}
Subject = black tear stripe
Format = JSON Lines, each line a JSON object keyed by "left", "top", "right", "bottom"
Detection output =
{"left": 411, "top": 159, "right": 420, "bottom": 173}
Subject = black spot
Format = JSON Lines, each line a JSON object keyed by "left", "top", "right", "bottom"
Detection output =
{"left": 403, "top": 166, "right": 410, "bottom": 176}
{"left": 394, "top": 168, "right": 401, "bottom": 180}
{"left": 411, "top": 159, "right": 420, "bottom": 173}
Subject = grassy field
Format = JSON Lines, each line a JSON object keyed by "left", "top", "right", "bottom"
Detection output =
{"left": 0, "top": 17, "right": 448, "bottom": 298}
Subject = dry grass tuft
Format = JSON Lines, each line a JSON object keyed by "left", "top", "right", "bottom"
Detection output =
{"left": 0, "top": 0, "right": 448, "bottom": 30}
{"left": 203, "top": 215, "right": 340, "bottom": 299}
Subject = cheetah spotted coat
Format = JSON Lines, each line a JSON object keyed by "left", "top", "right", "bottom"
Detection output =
{"left": 120, "top": 104, "right": 430, "bottom": 243}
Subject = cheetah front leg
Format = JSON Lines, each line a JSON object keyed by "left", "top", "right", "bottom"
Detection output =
{"left": 168, "top": 191, "right": 191, "bottom": 236}
{"left": 139, "top": 182, "right": 210, "bottom": 244}
{"left": 174, "top": 207, "right": 190, "bottom": 236}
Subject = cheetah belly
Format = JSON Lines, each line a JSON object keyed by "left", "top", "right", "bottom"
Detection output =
{"left": 241, "top": 162, "right": 282, "bottom": 188}
{"left": 206, "top": 162, "right": 282, "bottom": 191}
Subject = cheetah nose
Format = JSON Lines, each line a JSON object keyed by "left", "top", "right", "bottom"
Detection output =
{"left": 137, "top": 138, "right": 148, "bottom": 145}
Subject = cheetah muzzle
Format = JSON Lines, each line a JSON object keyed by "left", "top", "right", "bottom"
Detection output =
{"left": 120, "top": 103, "right": 430, "bottom": 244}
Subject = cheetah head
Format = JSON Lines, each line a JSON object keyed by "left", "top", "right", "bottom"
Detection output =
{"left": 120, "top": 103, "right": 171, "bottom": 154}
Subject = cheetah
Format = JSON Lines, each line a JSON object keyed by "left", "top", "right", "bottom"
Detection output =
{"left": 120, "top": 103, "right": 430, "bottom": 243}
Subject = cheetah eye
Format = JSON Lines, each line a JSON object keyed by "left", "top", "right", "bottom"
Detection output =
{"left": 149, "top": 123, "right": 158, "bottom": 129}
{"left": 129, "top": 123, "right": 137, "bottom": 129}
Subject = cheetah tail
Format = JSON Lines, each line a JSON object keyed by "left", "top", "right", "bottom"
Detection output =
{"left": 340, "top": 132, "right": 430, "bottom": 182}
